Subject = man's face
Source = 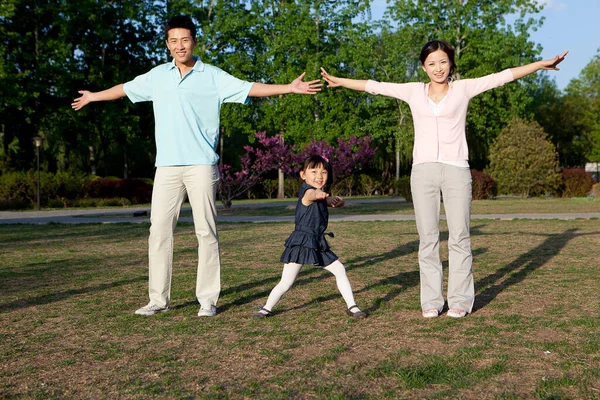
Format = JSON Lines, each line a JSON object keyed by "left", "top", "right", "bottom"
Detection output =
{"left": 166, "top": 28, "right": 196, "bottom": 67}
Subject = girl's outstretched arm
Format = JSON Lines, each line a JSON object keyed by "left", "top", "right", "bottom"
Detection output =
{"left": 320, "top": 68, "right": 368, "bottom": 92}
{"left": 510, "top": 50, "right": 568, "bottom": 80}
{"left": 71, "top": 84, "right": 126, "bottom": 111}
{"left": 301, "top": 188, "right": 329, "bottom": 206}
{"left": 327, "top": 196, "right": 345, "bottom": 208}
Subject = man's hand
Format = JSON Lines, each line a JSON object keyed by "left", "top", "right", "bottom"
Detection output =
{"left": 71, "top": 91, "right": 93, "bottom": 111}
{"left": 289, "top": 72, "right": 323, "bottom": 94}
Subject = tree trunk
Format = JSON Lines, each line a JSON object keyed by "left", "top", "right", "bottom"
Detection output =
{"left": 89, "top": 146, "right": 96, "bottom": 176}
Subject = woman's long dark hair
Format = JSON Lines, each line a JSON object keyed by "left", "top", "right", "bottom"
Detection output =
{"left": 300, "top": 155, "right": 334, "bottom": 192}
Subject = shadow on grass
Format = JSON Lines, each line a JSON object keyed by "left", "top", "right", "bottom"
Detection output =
{"left": 473, "top": 228, "right": 600, "bottom": 312}
{"left": 0, "top": 276, "right": 146, "bottom": 313}
{"left": 173, "top": 238, "right": 423, "bottom": 314}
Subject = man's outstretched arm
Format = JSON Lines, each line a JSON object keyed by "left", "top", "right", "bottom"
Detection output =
{"left": 248, "top": 72, "right": 322, "bottom": 97}
{"left": 71, "top": 84, "right": 126, "bottom": 110}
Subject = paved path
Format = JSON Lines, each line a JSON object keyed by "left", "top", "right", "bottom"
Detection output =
{"left": 1, "top": 200, "right": 599, "bottom": 224}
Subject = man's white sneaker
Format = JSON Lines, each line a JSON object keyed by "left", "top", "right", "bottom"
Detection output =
{"left": 197, "top": 305, "right": 217, "bottom": 317}
{"left": 135, "top": 303, "right": 169, "bottom": 316}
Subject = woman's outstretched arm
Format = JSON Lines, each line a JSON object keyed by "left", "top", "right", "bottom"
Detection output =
{"left": 320, "top": 67, "right": 368, "bottom": 91}
{"left": 510, "top": 50, "right": 568, "bottom": 80}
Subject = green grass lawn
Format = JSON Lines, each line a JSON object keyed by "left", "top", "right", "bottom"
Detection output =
{"left": 1, "top": 203, "right": 599, "bottom": 398}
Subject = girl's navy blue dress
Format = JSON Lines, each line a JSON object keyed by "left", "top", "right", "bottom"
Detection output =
{"left": 280, "top": 183, "right": 338, "bottom": 267}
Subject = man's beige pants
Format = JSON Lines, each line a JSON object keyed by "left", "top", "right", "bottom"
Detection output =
{"left": 410, "top": 163, "right": 474, "bottom": 313}
{"left": 147, "top": 165, "right": 220, "bottom": 309}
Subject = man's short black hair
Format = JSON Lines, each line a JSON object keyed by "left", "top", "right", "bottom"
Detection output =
{"left": 164, "top": 16, "right": 197, "bottom": 40}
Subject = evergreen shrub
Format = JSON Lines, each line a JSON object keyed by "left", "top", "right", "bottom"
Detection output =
{"left": 395, "top": 176, "right": 412, "bottom": 203}
{"left": 487, "top": 118, "right": 561, "bottom": 197}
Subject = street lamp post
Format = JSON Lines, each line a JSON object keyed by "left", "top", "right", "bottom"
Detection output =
{"left": 33, "top": 136, "right": 43, "bottom": 210}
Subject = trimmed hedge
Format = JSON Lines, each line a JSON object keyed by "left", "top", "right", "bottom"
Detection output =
{"left": 0, "top": 171, "right": 153, "bottom": 210}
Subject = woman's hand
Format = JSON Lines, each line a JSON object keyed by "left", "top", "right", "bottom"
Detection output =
{"left": 540, "top": 50, "right": 569, "bottom": 70}
{"left": 320, "top": 67, "right": 342, "bottom": 88}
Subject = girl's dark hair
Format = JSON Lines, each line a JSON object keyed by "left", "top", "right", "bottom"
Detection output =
{"left": 164, "top": 16, "right": 197, "bottom": 40}
{"left": 300, "top": 155, "right": 334, "bottom": 192}
{"left": 419, "top": 40, "right": 456, "bottom": 77}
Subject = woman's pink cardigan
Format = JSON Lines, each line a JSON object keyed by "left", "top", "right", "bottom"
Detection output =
{"left": 365, "top": 69, "right": 515, "bottom": 165}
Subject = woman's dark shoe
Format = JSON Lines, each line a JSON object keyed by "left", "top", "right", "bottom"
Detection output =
{"left": 252, "top": 307, "right": 273, "bottom": 318}
{"left": 346, "top": 305, "right": 367, "bottom": 319}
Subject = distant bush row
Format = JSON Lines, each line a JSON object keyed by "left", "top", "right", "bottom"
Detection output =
{"left": 379, "top": 168, "right": 595, "bottom": 203}
{"left": 0, "top": 171, "right": 153, "bottom": 210}
{"left": 0, "top": 167, "right": 596, "bottom": 210}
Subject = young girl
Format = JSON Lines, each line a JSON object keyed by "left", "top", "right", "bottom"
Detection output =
{"left": 253, "top": 155, "right": 366, "bottom": 319}
{"left": 321, "top": 41, "right": 567, "bottom": 319}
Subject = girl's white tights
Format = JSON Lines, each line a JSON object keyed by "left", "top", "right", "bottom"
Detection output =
{"left": 260, "top": 260, "right": 359, "bottom": 313}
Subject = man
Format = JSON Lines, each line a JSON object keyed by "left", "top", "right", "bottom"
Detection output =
{"left": 72, "top": 15, "right": 322, "bottom": 317}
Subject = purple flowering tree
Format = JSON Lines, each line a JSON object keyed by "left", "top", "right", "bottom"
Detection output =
{"left": 218, "top": 132, "right": 294, "bottom": 208}
{"left": 299, "top": 136, "right": 376, "bottom": 180}
{"left": 218, "top": 133, "right": 376, "bottom": 208}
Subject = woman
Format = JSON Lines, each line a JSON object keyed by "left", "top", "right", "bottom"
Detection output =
{"left": 321, "top": 41, "right": 567, "bottom": 318}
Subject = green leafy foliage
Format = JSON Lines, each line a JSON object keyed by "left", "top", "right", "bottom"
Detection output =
{"left": 487, "top": 118, "right": 561, "bottom": 197}
{"left": 394, "top": 176, "right": 412, "bottom": 203}
{"left": 0, "top": 0, "right": 592, "bottom": 181}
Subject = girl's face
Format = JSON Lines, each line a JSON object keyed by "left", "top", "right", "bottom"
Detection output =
{"left": 300, "top": 164, "right": 328, "bottom": 190}
{"left": 422, "top": 49, "right": 451, "bottom": 84}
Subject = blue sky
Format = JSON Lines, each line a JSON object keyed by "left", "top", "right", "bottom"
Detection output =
{"left": 369, "top": 0, "right": 600, "bottom": 91}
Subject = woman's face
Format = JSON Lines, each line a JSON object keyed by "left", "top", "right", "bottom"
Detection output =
{"left": 422, "top": 49, "right": 451, "bottom": 84}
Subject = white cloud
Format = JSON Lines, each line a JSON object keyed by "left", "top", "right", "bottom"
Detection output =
{"left": 535, "top": 0, "right": 567, "bottom": 10}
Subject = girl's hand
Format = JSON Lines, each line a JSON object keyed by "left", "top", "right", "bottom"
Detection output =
{"left": 320, "top": 67, "right": 342, "bottom": 88}
{"left": 302, "top": 188, "right": 329, "bottom": 206}
{"left": 314, "top": 189, "right": 329, "bottom": 200}
{"left": 329, "top": 196, "right": 345, "bottom": 208}
{"left": 540, "top": 50, "right": 568, "bottom": 70}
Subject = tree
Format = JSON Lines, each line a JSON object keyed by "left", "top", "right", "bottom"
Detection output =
{"left": 487, "top": 118, "right": 560, "bottom": 197}
{"left": 563, "top": 52, "right": 600, "bottom": 166}
{"left": 0, "top": 0, "right": 161, "bottom": 177}
{"left": 525, "top": 75, "right": 588, "bottom": 167}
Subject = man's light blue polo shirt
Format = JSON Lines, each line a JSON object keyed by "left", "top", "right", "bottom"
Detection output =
{"left": 123, "top": 57, "right": 253, "bottom": 166}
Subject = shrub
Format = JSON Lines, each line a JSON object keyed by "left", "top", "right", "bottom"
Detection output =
{"left": 0, "top": 171, "right": 32, "bottom": 208}
{"left": 487, "top": 118, "right": 561, "bottom": 197}
{"left": 262, "top": 179, "right": 278, "bottom": 199}
{"left": 332, "top": 175, "right": 355, "bottom": 196}
{"left": 394, "top": 176, "right": 412, "bottom": 203}
{"left": 0, "top": 170, "right": 91, "bottom": 210}
{"left": 592, "top": 183, "right": 600, "bottom": 198}
{"left": 82, "top": 177, "right": 120, "bottom": 199}
{"left": 284, "top": 177, "right": 301, "bottom": 198}
{"left": 96, "top": 198, "right": 132, "bottom": 207}
{"left": 471, "top": 170, "right": 496, "bottom": 200}
{"left": 115, "top": 178, "right": 153, "bottom": 204}
{"left": 558, "top": 168, "right": 594, "bottom": 198}
{"left": 82, "top": 177, "right": 152, "bottom": 204}
{"left": 357, "top": 174, "right": 381, "bottom": 196}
